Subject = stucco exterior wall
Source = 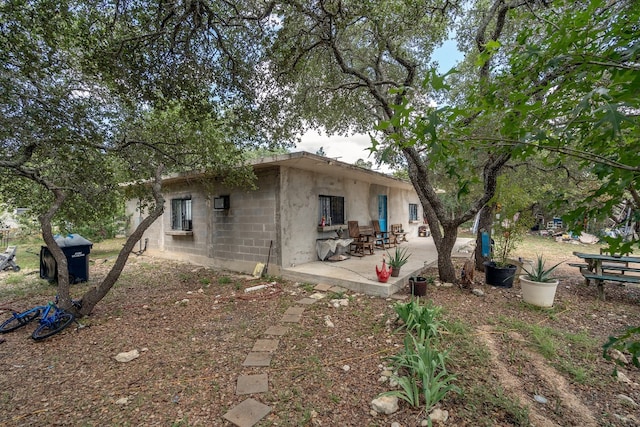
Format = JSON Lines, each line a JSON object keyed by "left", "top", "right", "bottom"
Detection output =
{"left": 278, "top": 167, "right": 422, "bottom": 267}
{"left": 125, "top": 154, "right": 423, "bottom": 274}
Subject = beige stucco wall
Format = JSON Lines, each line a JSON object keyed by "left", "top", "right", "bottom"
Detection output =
{"left": 278, "top": 167, "right": 422, "bottom": 268}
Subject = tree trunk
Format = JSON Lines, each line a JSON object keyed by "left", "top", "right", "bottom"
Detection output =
{"left": 63, "top": 168, "right": 166, "bottom": 317}
{"left": 38, "top": 189, "right": 74, "bottom": 309}
{"left": 436, "top": 223, "right": 459, "bottom": 283}
{"left": 402, "top": 147, "right": 510, "bottom": 283}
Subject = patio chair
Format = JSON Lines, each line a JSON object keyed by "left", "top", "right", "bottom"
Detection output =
{"left": 347, "top": 221, "right": 374, "bottom": 256}
{"left": 371, "top": 220, "right": 392, "bottom": 249}
{"left": 0, "top": 246, "right": 20, "bottom": 272}
{"left": 391, "top": 224, "right": 408, "bottom": 244}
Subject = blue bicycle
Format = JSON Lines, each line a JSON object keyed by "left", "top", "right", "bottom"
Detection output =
{"left": 0, "top": 297, "right": 76, "bottom": 341}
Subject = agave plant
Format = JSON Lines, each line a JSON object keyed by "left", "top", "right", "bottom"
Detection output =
{"left": 521, "top": 254, "right": 563, "bottom": 282}
{"left": 386, "top": 246, "right": 411, "bottom": 269}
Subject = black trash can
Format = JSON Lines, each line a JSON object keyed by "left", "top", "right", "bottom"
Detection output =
{"left": 40, "top": 234, "right": 93, "bottom": 283}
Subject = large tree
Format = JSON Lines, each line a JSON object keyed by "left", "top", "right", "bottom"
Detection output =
{"left": 263, "top": 0, "right": 639, "bottom": 281}
{"left": 0, "top": 0, "right": 284, "bottom": 316}
{"left": 263, "top": 0, "right": 543, "bottom": 281}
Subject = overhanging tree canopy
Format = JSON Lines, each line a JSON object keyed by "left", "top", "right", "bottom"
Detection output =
{"left": 0, "top": 0, "right": 287, "bottom": 315}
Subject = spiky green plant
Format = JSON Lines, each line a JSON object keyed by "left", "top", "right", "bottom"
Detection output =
{"left": 521, "top": 254, "right": 563, "bottom": 282}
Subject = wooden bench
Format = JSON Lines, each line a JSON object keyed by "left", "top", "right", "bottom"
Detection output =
{"left": 572, "top": 252, "right": 640, "bottom": 300}
{"left": 568, "top": 262, "right": 640, "bottom": 274}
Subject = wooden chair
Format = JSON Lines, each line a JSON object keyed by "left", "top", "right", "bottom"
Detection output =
{"left": 348, "top": 221, "right": 374, "bottom": 256}
{"left": 371, "top": 220, "right": 392, "bottom": 249}
{"left": 391, "top": 224, "right": 408, "bottom": 244}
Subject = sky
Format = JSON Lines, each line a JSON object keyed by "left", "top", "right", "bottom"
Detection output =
{"left": 295, "top": 39, "right": 463, "bottom": 172}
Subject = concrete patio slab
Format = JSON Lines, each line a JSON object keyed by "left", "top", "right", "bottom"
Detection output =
{"left": 223, "top": 398, "right": 271, "bottom": 427}
{"left": 282, "top": 237, "right": 473, "bottom": 297}
{"left": 264, "top": 325, "right": 289, "bottom": 336}
{"left": 251, "top": 339, "right": 279, "bottom": 352}
{"left": 236, "top": 374, "right": 269, "bottom": 395}
{"left": 242, "top": 352, "right": 272, "bottom": 367}
{"left": 296, "top": 297, "right": 317, "bottom": 305}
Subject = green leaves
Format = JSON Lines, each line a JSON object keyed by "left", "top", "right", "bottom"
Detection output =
{"left": 384, "top": 299, "right": 459, "bottom": 413}
{"left": 603, "top": 326, "right": 640, "bottom": 370}
{"left": 521, "top": 255, "right": 563, "bottom": 283}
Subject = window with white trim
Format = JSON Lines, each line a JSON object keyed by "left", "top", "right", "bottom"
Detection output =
{"left": 171, "top": 198, "right": 192, "bottom": 230}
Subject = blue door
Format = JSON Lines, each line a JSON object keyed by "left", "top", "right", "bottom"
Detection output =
{"left": 378, "top": 195, "right": 388, "bottom": 231}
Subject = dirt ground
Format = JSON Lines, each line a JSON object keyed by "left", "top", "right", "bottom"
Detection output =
{"left": 1, "top": 250, "right": 639, "bottom": 426}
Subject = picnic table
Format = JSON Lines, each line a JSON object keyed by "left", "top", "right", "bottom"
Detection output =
{"left": 570, "top": 252, "right": 640, "bottom": 300}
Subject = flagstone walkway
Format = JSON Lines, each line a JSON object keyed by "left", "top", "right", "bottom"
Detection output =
{"left": 222, "top": 282, "right": 343, "bottom": 427}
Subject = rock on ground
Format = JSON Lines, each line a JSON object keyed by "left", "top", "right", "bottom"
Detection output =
{"left": 370, "top": 395, "right": 399, "bottom": 415}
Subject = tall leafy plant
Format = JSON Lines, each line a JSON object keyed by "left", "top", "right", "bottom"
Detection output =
{"left": 384, "top": 299, "right": 459, "bottom": 415}
{"left": 490, "top": 177, "right": 536, "bottom": 266}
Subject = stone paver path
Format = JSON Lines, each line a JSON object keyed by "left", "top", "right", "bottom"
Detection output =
{"left": 264, "top": 325, "right": 288, "bottom": 336}
{"left": 223, "top": 283, "right": 329, "bottom": 426}
{"left": 223, "top": 398, "right": 272, "bottom": 427}
{"left": 251, "top": 339, "right": 279, "bottom": 352}
{"left": 242, "top": 352, "right": 272, "bottom": 367}
{"left": 236, "top": 374, "right": 269, "bottom": 395}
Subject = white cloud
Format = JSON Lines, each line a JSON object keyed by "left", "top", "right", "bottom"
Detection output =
{"left": 296, "top": 131, "right": 393, "bottom": 173}
{"left": 297, "top": 130, "right": 392, "bottom": 173}
{"left": 297, "top": 130, "right": 372, "bottom": 162}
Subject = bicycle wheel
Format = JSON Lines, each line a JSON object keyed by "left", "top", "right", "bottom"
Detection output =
{"left": 0, "top": 309, "right": 41, "bottom": 333}
{"left": 31, "top": 312, "right": 75, "bottom": 341}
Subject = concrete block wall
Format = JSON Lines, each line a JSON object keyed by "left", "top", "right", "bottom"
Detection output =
{"left": 125, "top": 170, "right": 279, "bottom": 274}
{"left": 278, "top": 167, "right": 422, "bottom": 267}
{"left": 209, "top": 168, "right": 279, "bottom": 272}
{"left": 158, "top": 181, "right": 209, "bottom": 259}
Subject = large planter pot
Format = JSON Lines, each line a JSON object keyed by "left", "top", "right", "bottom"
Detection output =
{"left": 410, "top": 276, "right": 427, "bottom": 297}
{"left": 484, "top": 261, "right": 517, "bottom": 288}
{"left": 520, "top": 276, "right": 559, "bottom": 307}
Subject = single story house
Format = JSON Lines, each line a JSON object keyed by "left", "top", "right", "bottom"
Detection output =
{"left": 125, "top": 151, "right": 424, "bottom": 276}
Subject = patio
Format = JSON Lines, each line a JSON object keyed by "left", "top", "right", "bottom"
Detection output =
{"left": 282, "top": 236, "right": 474, "bottom": 297}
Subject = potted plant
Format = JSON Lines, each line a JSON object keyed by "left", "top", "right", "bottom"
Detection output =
{"left": 387, "top": 246, "right": 411, "bottom": 277}
{"left": 484, "top": 209, "right": 534, "bottom": 288}
{"left": 519, "top": 255, "right": 562, "bottom": 307}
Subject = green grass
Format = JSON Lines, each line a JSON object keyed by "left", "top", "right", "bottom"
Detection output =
{"left": 328, "top": 290, "right": 345, "bottom": 299}
{"left": 444, "top": 318, "right": 531, "bottom": 425}
{"left": 217, "top": 276, "right": 231, "bottom": 284}
{"left": 498, "top": 317, "right": 599, "bottom": 384}
{"left": 458, "top": 231, "right": 603, "bottom": 262}
{"left": 299, "top": 282, "right": 315, "bottom": 292}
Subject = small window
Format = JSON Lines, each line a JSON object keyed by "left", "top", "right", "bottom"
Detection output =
{"left": 409, "top": 203, "right": 419, "bottom": 222}
{"left": 171, "top": 198, "right": 192, "bottom": 230}
{"left": 319, "top": 195, "right": 345, "bottom": 226}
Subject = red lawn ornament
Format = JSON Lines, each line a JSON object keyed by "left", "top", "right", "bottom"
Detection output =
{"left": 376, "top": 259, "right": 392, "bottom": 283}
